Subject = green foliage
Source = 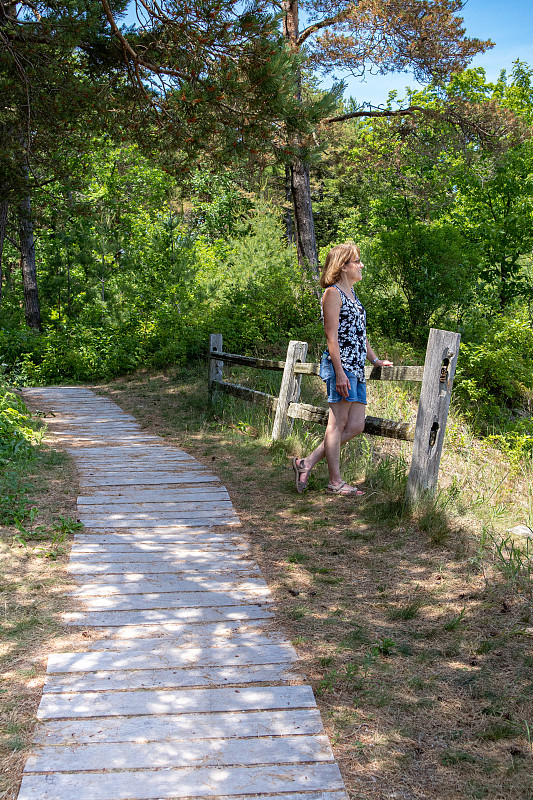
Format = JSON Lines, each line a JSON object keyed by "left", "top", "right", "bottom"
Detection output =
{"left": 209, "top": 206, "right": 320, "bottom": 352}
{"left": 454, "top": 307, "right": 533, "bottom": 416}
{"left": 0, "top": 377, "right": 40, "bottom": 526}
{"left": 188, "top": 171, "right": 252, "bottom": 239}
{"left": 361, "top": 222, "right": 475, "bottom": 338}
{"left": 0, "top": 380, "right": 37, "bottom": 466}
{"left": 1, "top": 201, "right": 321, "bottom": 381}
{"left": 1, "top": 312, "right": 202, "bottom": 384}
{"left": 486, "top": 421, "right": 533, "bottom": 463}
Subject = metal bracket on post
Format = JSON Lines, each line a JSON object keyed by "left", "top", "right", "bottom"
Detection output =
{"left": 405, "top": 328, "right": 460, "bottom": 505}
{"left": 208, "top": 333, "right": 223, "bottom": 404}
{"left": 271, "top": 340, "right": 308, "bottom": 440}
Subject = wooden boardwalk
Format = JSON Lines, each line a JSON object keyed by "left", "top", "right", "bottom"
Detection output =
{"left": 18, "top": 387, "right": 348, "bottom": 800}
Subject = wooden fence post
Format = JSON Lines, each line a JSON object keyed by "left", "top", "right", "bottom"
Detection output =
{"left": 272, "top": 340, "right": 308, "bottom": 440}
{"left": 208, "top": 333, "right": 223, "bottom": 404}
{"left": 405, "top": 328, "right": 461, "bottom": 505}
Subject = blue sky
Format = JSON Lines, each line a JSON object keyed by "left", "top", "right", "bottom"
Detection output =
{"left": 339, "top": 0, "right": 533, "bottom": 106}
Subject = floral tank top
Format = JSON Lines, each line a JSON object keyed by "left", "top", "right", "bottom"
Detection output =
{"left": 322, "top": 285, "right": 367, "bottom": 380}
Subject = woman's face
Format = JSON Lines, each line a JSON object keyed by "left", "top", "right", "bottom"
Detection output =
{"left": 342, "top": 255, "right": 364, "bottom": 283}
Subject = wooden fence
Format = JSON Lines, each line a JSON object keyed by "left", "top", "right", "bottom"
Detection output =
{"left": 208, "top": 329, "right": 460, "bottom": 503}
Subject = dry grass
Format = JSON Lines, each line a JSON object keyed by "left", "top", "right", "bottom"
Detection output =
{"left": 94, "top": 365, "right": 533, "bottom": 800}
{"left": 0, "top": 435, "right": 80, "bottom": 800}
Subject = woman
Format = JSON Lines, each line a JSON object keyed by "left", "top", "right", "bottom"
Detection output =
{"left": 292, "top": 242, "right": 393, "bottom": 495}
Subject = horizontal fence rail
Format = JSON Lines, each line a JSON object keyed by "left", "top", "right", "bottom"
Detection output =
{"left": 287, "top": 403, "right": 415, "bottom": 441}
{"left": 208, "top": 330, "right": 460, "bottom": 502}
{"left": 210, "top": 380, "right": 278, "bottom": 412}
{"left": 210, "top": 351, "right": 425, "bottom": 383}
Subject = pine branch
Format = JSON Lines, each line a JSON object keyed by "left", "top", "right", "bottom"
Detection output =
{"left": 99, "top": 0, "right": 180, "bottom": 79}
{"left": 324, "top": 105, "right": 427, "bottom": 124}
{"left": 297, "top": 5, "right": 357, "bottom": 46}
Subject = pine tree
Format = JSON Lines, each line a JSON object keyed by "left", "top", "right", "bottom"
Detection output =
{"left": 0, "top": 0, "right": 310, "bottom": 327}
{"left": 280, "top": 0, "right": 492, "bottom": 278}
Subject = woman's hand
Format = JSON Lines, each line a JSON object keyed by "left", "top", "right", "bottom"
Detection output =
{"left": 375, "top": 359, "right": 393, "bottom": 367}
{"left": 335, "top": 371, "right": 351, "bottom": 399}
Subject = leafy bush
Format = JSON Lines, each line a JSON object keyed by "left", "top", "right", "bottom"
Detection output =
{"left": 454, "top": 307, "right": 533, "bottom": 417}
{"left": 0, "top": 377, "right": 38, "bottom": 464}
{"left": 360, "top": 222, "right": 476, "bottom": 341}
{"left": 486, "top": 420, "right": 533, "bottom": 462}
{"left": 0, "top": 376, "right": 41, "bottom": 524}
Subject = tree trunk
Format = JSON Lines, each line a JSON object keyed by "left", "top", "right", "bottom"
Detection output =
{"left": 284, "top": 164, "right": 294, "bottom": 244}
{"left": 0, "top": 197, "right": 7, "bottom": 307}
{"left": 291, "top": 158, "right": 320, "bottom": 283}
{"left": 19, "top": 188, "right": 41, "bottom": 330}
{"left": 282, "top": 0, "right": 320, "bottom": 287}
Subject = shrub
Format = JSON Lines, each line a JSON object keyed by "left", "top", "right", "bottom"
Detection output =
{"left": 454, "top": 306, "right": 533, "bottom": 417}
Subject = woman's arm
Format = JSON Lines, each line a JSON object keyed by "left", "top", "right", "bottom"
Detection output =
{"left": 366, "top": 341, "right": 393, "bottom": 367}
{"left": 322, "top": 287, "right": 350, "bottom": 399}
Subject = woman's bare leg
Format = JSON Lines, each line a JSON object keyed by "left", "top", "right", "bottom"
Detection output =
{"left": 296, "top": 401, "right": 365, "bottom": 486}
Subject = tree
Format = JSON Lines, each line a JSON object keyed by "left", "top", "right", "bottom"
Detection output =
{"left": 280, "top": 0, "right": 492, "bottom": 277}
{"left": 448, "top": 64, "right": 533, "bottom": 307}
{"left": 0, "top": 0, "right": 313, "bottom": 327}
{"left": 0, "top": 0, "right": 131, "bottom": 327}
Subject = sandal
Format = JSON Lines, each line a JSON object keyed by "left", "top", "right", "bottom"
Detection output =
{"left": 292, "top": 457, "right": 310, "bottom": 494}
{"left": 326, "top": 481, "right": 364, "bottom": 497}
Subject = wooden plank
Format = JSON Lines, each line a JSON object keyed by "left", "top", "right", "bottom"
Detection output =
{"left": 287, "top": 402, "right": 415, "bottom": 441}
{"left": 33, "top": 707, "right": 324, "bottom": 745}
{"left": 52, "top": 434, "right": 159, "bottom": 442}
{"left": 211, "top": 379, "right": 278, "bottom": 410}
{"left": 46, "top": 643, "right": 296, "bottom": 674}
{"left": 69, "top": 548, "right": 247, "bottom": 562}
{"left": 70, "top": 589, "right": 274, "bottom": 612}
{"left": 77, "top": 500, "right": 235, "bottom": 513}
{"left": 18, "top": 763, "right": 345, "bottom": 800}
{"left": 40, "top": 416, "right": 138, "bottom": 423}
{"left": 272, "top": 340, "right": 308, "bottom": 441}
{"left": 293, "top": 362, "right": 424, "bottom": 381}
{"left": 42, "top": 663, "right": 301, "bottom": 693}
{"left": 83, "top": 627, "right": 284, "bottom": 650}
{"left": 67, "top": 559, "right": 260, "bottom": 575}
{"left": 72, "top": 532, "right": 244, "bottom": 545}
{"left": 70, "top": 538, "right": 246, "bottom": 551}
{"left": 77, "top": 512, "right": 239, "bottom": 526}
{"left": 73, "top": 619, "right": 274, "bottom": 641}
{"left": 79, "top": 476, "right": 219, "bottom": 486}
{"left": 71, "top": 579, "right": 269, "bottom": 597}
{"left": 62, "top": 605, "right": 273, "bottom": 626}
{"left": 406, "top": 327, "right": 461, "bottom": 503}
{"left": 77, "top": 490, "right": 229, "bottom": 503}
{"left": 37, "top": 684, "right": 315, "bottom": 718}
{"left": 77, "top": 461, "right": 208, "bottom": 468}
{"left": 80, "top": 524, "right": 238, "bottom": 534}
{"left": 71, "top": 578, "right": 269, "bottom": 597}
{"left": 208, "top": 333, "right": 224, "bottom": 398}
{"left": 70, "top": 571, "right": 262, "bottom": 587}
{"left": 73, "top": 454, "right": 197, "bottom": 462}
{"left": 215, "top": 350, "right": 286, "bottom": 371}
{"left": 25, "top": 733, "right": 332, "bottom": 772}
{"left": 72, "top": 531, "right": 244, "bottom": 544}
{"left": 71, "top": 446, "right": 191, "bottom": 452}
{"left": 71, "top": 540, "right": 245, "bottom": 551}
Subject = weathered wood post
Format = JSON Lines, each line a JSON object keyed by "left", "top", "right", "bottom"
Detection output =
{"left": 405, "top": 328, "right": 461, "bottom": 505}
{"left": 271, "top": 340, "right": 308, "bottom": 440}
{"left": 208, "top": 333, "right": 223, "bottom": 404}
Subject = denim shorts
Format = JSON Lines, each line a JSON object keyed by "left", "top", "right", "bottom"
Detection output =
{"left": 319, "top": 353, "right": 367, "bottom": 404}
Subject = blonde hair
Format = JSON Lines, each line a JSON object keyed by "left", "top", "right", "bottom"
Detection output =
{"left": 320, "top": 242, "right": 360, "bottom": 288}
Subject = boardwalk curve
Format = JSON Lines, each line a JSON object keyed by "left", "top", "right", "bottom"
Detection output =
{"left": 18, "top": 387, "right": 348, "bottom": 800}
